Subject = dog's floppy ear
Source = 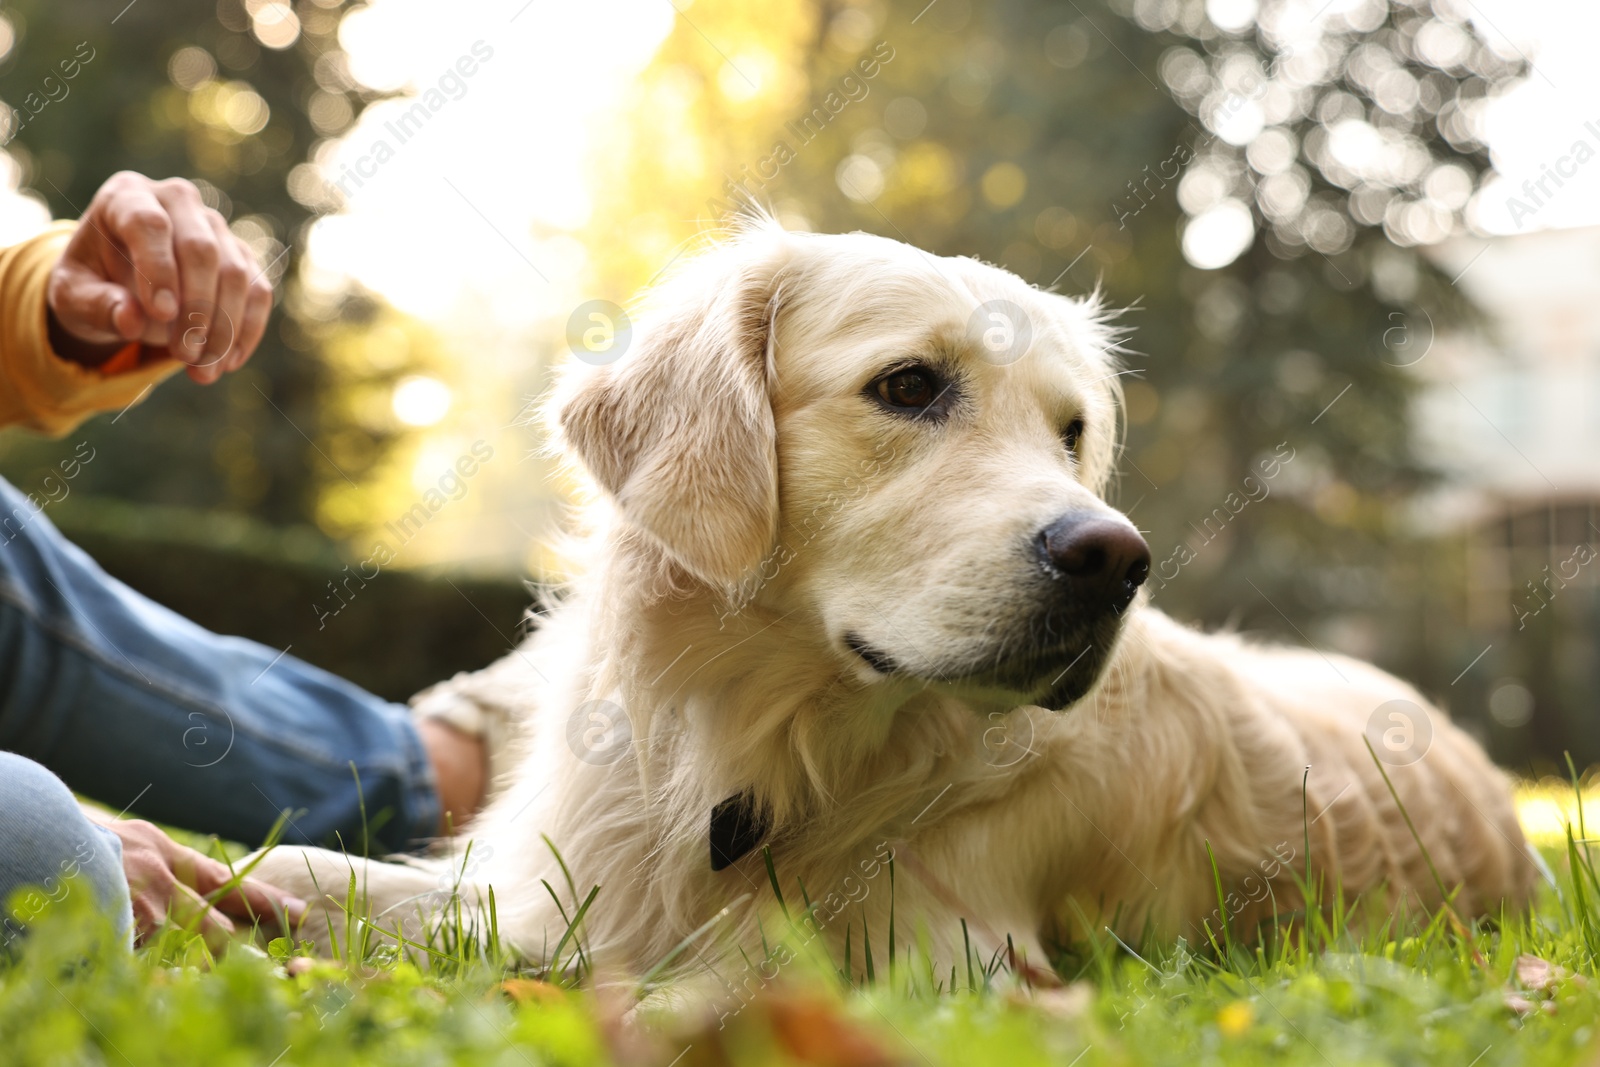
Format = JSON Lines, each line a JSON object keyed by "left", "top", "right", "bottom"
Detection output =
{"left": 557, "top": 238, "right": 785, "bottom": 587}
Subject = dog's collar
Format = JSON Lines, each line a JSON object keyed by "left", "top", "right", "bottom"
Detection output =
{"left": 709, "top": 791, "right": 769, "bottom": 870}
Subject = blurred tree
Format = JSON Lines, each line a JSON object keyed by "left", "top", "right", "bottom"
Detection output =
{"left": 0, "top": 0, "right": 377, "bottom": 527}
{"left": 581, "top": 0, "right": 820, "bottom": 300}
{"left": 306, "top": 295, "right": 481, "bottom": 550}
{"left": 0, "top": 0, "right": 533, "bottom": 703}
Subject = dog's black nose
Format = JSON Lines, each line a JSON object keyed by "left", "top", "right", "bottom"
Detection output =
{"left": 1038, "top": 513, "right": 1151, "bottom": 612}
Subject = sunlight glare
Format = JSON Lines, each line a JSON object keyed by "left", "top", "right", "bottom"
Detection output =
{"left": 310, "top": 0, "right": 676, "bottom": 328}
{"left": 392, "top": 375, "right": 452, "bottom": 426}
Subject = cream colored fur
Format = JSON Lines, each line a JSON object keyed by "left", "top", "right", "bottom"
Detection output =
{"left": 253, "top": 223, "right": 1533, "bottom": 985}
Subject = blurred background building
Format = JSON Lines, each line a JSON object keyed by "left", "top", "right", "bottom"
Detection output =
{"left": 0, "top": 0, "right": 1591, "bottom": 773}
{"left": 1416, "top": 224, "right": 1600, "bottom": 769}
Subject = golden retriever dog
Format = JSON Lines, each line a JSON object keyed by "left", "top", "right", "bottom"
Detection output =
{"left": 255, "top": 221, "right": 1533, "bottom": 987}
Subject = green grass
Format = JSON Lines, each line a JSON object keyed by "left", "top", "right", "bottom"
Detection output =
{"left": 6, "top": 787, "right": 1600, "bottom": 1066}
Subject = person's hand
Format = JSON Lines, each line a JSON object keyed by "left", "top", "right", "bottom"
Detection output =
{"left": 83, "top": 809, "right": 308, "bottom": 952}
{"left": 45, "top": 171, "right": 275, "bottom": 384}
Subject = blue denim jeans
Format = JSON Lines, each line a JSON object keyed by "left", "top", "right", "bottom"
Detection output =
{"left": 0, "top": 752, "right": 132, "bottom": 951}
{"left": 0, "top": 476, "right": 440, "bottom": 859}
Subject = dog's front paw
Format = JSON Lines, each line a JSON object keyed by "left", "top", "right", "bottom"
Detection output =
{"left": 244, "top": 845, "right": 371, "bottom": 954}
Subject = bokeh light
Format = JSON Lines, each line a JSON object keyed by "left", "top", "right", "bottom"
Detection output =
{"left": 391, "top": 375, "right": 452, "bottom": 427}
{"left": 1183, "top": 198, "right": 1256, "bottom": 269}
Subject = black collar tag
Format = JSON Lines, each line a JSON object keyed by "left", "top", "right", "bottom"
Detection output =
{"left": 709, "top": 791, "right": 769, "bottom": 870}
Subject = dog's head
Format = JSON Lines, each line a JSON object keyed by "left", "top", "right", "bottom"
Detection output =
{"left": 556, "top": 222, "right": 1147, "bottom": 710}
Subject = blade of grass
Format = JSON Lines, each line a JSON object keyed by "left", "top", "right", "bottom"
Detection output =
{"left": 1301, "top": 765, "right": 1312, "bottom": 888}
{"left": 1204, "top": 840, "right": 1234, "bottom": 959}
{"left": 200, "top": 810, "right": 293, "bottom": 927}
{"left": 488, "top": 885, "right": 500, "bottom": 962}
{"left": 1567, "top": 825, "right": 1599, "bottom": 960}
{"left": 961, "top": 918, "right": 973, "bottom": 993}
{"left": 542, "top": 835, "right": 582, "bottom": 913}
{"left": 1566, "top": 753, "right": 1600, "bottom": 906}
{"left": 349, "top": 762, "right": 370, "bottom": 860}
{"left": 1362, "top": 737, "right": 1451, "bottom": 908}
{"left": 539, "top": 879, "right": 590, "bottom": 976}
{"left": 887, "top": 855, "right": 896, "bottom": 984}
{"left": 549, "top": 885, "right": 600, "bottom": 975}
{"left": 761, "top": 846, "right": 789, "bottom": 920}
{"left": 635, "top": 895, "right": 750, "bottom": 995}
{"left": 344, "top": 866, "right": 359, "bottom": 967}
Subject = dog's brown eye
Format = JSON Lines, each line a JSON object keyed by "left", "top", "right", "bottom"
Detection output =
{"left": 875, "top": 367, "right": 939, "bottom": 410}
{"left": 1063, "top": 418, "right": 1085, "bottom": 454}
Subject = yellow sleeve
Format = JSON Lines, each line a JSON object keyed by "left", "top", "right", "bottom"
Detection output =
{"left": 0, "top": 221, "right": 180, "bottom": 437}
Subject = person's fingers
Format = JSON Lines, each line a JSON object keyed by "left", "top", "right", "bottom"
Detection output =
{"left": 151, "top": 178, "right": 220, "bottom": 367}
{"left": 172, "top": 842, "right": 307, "bottom": 930}
{"left": 213, "top": 877, "right": 308, "bottom": 930}
{"left": 136, "top": 315, "right": 174, "bottom": 351}
{"left": 111, "top": 287, "right": 145, "bottom": 340}
{"left": 127, "top": 881, "right": 168, "bottom": 945}
{"left": 231, "top": 269, "right": 274, "bottom": 372}
{"left": 115, "top": 825, "right": 178, "bottom": 946}
{"left": 169, "top": 882, "right": 237, "bottom": 955}
{"left": 166, "top": 839, "right": 233, "bottom": 897}
{"left": 95, "top": 177, "right": 180, "bottom": 324}
{"left": 45, "top": 261, "right": 145, "bottom": 344}
{"left": 200, "top": 212, "right": 247, "bottom": 379}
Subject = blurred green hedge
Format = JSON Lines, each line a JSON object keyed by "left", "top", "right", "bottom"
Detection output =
{"left": 51, "top": 496, "right": 530, "bottom": 702}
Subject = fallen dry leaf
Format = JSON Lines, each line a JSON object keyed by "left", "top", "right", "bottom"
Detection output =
{"left": 765, "top": 994, "right": 899, "bottom": 1067}
{"left": 501, "top": 978, "right": 566, "bottom": 1006}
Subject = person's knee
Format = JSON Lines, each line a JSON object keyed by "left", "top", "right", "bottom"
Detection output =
{"left": 0, "top": 753, "right": 129, "bottom": 938}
